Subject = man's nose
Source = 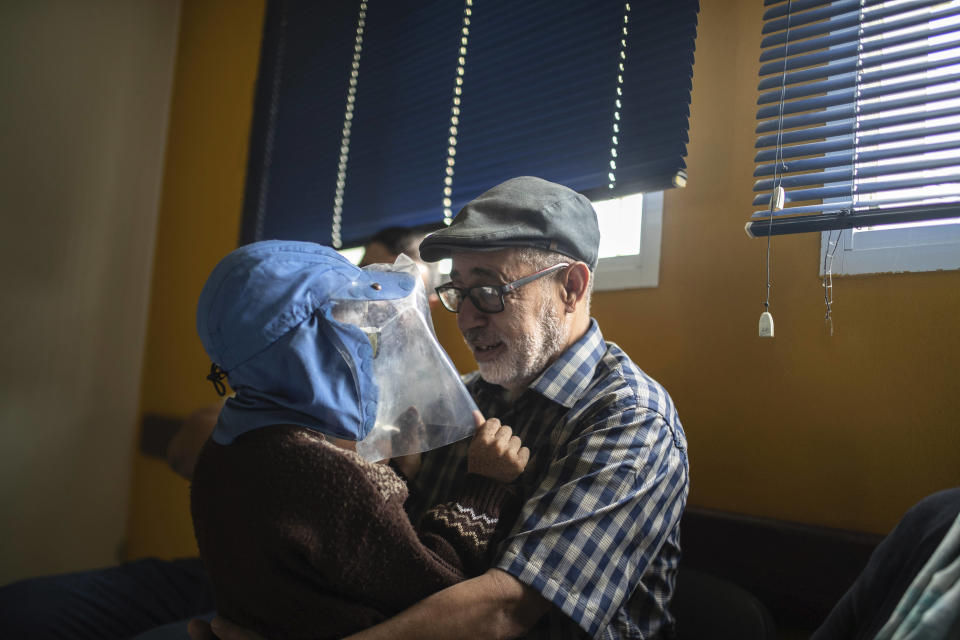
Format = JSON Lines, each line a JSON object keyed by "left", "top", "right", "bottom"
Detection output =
{"left": 457, "top": 296, "right": 488, "bottom": 331}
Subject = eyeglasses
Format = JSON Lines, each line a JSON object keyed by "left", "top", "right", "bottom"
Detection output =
{"left": 435, "top": 263, "right": 569, "bottom": 314}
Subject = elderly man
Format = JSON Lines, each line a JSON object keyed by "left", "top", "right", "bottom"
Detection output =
{"left": 205, "top": 176, "right": 689, "bottom": 640}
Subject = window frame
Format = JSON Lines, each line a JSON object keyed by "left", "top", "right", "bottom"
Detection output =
{"left": 593, "top": 190, "right": 663, "bottom": 290}
{"left": 820, "top": 218, "right": 960, "bottom": 275}
{"left": 814, "top": 1, "right": 960, "bottom": 276}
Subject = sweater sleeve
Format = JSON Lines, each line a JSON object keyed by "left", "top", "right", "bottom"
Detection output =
{"left": 416, "top": 473, "right": 516, "bottom": 576}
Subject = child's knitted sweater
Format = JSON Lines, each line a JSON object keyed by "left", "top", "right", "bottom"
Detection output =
{"left": 190, "top": 425, "right": 513, "bottom": 640}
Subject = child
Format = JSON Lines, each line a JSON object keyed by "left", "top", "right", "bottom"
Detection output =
{"left": 190, "top": 240, "right": 529, "bottom": 639}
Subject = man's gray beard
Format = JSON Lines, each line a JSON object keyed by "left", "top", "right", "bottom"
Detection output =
{"left": 473, "top": 298, "right": 566, "bottom": 389}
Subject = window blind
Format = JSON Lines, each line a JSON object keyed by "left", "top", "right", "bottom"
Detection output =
{"left": 747, "top": 0, "right": 960, "bottom": 238}
{"left": 242, "top": 0, "right": 699, "bottom": 248}
{"left": 446, "top": 0, "right": 699, "bottom": 216}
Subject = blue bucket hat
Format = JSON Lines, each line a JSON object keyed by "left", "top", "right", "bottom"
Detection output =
{"left": 196, "top": 240, "right": 416, "bottom": 445}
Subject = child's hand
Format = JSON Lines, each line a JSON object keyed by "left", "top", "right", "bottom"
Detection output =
{"left": 467, "top": 417, "right": 530, "bottom": 483}
{"left": 390, "top": 406, "right": 425, "bottom": 478}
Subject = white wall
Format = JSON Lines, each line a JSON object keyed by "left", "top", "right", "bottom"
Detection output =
{"left": 0, "top": 0, "right": 180, "bottom": 584}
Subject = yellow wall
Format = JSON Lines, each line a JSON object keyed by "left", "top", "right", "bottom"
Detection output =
{"left": 126, "top": 0, "right": 960, "bottom": 560}
{"left": 125, "top": 0, "right": 266, "bottom": 560}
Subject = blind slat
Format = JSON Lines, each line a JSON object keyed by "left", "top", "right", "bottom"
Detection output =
{"left": 760, "top": 0, "right": 935, "bottom": 48}
{"left": 756, "top": 102, "right": 960, "bottom": 148}
{"left": 751, "top": 198, "right": 960, "bottom": 220}
{"left": 755, "top": 154, "right": 960, "bottom": 191}
{"left": 763, "top": 0, "right": 873, "bottom": 20}
{"left": 759, "top": 1, "right": 954, "bottom": 63}
{"left": 757, "top": 52, "right": 960, "bottom": 106}
{"left": 752, "top": 201, "right": 855, "bottom": 219}
{"left": 758, "top": 15, "right": 960, "bottom": 77}
{"left": 754, "top": 89, "right": 960, "bottom": 162}
{"left": 753, "top": 170, "right": 960, "bottom": 206}
{"left": 762, "top": 0, "right": 864, "bottom": 34}
{"left": 756, "top": 126, "right": 960, "bottom": 176}
{"left": 746, "top": 203, "right": 960, "bottom": 237}
{"left": 756, "top": 86, "right": 960, "bottom": 136}
{"left": 758, "top": 34, "right": 960, "bottom": 90}
{"left": 756, "top": 70, "right": 960, "bottom": 119}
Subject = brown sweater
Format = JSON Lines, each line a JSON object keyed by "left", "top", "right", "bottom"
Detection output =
{"left": 190, "top": 425, "right": 513, "bottom": 640}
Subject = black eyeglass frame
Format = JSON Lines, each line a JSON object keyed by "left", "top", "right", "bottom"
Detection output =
{"left": 434, "top": 262, "right": 570, "bottom": 314}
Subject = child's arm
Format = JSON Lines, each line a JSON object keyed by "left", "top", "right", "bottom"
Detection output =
{"left": 417, "top": 418, "right": 529, "bottom": 575}
{"left": 167, "top": 403, "right": 222, "bottom": 479}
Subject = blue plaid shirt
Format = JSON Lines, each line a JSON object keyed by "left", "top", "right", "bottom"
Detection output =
{"left": 410, "top": 320, "right": 689, "bottom": 639}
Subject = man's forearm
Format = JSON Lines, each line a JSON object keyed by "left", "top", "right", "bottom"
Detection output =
{"left": 343, "top": 568, "right": 550, "bottom": 640}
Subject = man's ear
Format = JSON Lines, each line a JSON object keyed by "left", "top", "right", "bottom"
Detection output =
{"left": 559, "top": 262, "right": 590, "bottom": 312}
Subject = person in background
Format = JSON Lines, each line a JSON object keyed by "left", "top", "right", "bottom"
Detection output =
{"left": 358, "top": 225, "right": 428, "bottom": 266}
{"left": 359, "top": 224, "right": 443, "bottom": 307}
{"left": 812, "top": 487, "right": 960, "bottom": 640}
{"left": 198, "top": 176, "right": 690, "bottom": 640}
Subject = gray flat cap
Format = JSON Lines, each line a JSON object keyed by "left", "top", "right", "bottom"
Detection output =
{"left": 419, "top": 176, "right": 601, "bottom": 269}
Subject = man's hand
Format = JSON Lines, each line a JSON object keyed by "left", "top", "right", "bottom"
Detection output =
{"left": 188, "top": 569, "right": 550, "bottom": 640}
{"left": 344, "top": 569, "right": 550, "bottom": 639}
{"left": 467, "top": 418, "right": 530, "bottom": 483}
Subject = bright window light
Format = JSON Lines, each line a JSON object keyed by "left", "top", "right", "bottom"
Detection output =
{"left": 592, "top": 192, "right": 644, "bottom": 258}
{"left": 434, "top": 192, "right": 645, "bottom": 277}
{"left": 855, "top": 2, "right": 960, "bottom": 221}
{"left": 338, "top": 246, "right": 365, "bottom": 265}
{"left": 822, "top": 1, "right": 960, "bottom": 274}
{"left": 855, "top": 216, "right": 960, "bottom": 232}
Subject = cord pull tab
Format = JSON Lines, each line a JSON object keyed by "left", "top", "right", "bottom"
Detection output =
{"left": 206, "top": 363, "right": 227, "bottom": 396}
{"left": 771, "top": 186, "right": 785, "bottom": 211}
{"left": 759, "top": 311, "right": 775, "bottom": 338}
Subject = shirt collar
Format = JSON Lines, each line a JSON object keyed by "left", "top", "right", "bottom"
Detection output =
{"left": 528, "top": 319, "right": 605, "bottom": 408}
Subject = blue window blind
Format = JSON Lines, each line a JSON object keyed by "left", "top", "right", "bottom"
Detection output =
{"left": 748, "top": 0, "right": 960, "bottom": 238}
{"left": 242, "top": 0, "right": 699, "bottom": 248}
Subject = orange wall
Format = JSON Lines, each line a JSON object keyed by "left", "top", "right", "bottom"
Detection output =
{"left": 126, "top": 0, "right": 960, "bottom": 560}
{"left": 125, "top": 0, "right": 265, "bottom": 560}
{"left": 621, "top": 0, "right": 959, "bottom": 533}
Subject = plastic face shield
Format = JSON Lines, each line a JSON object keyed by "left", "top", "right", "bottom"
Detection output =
{"left": 330, "top": 256, "right": 479, "bottom": 462}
